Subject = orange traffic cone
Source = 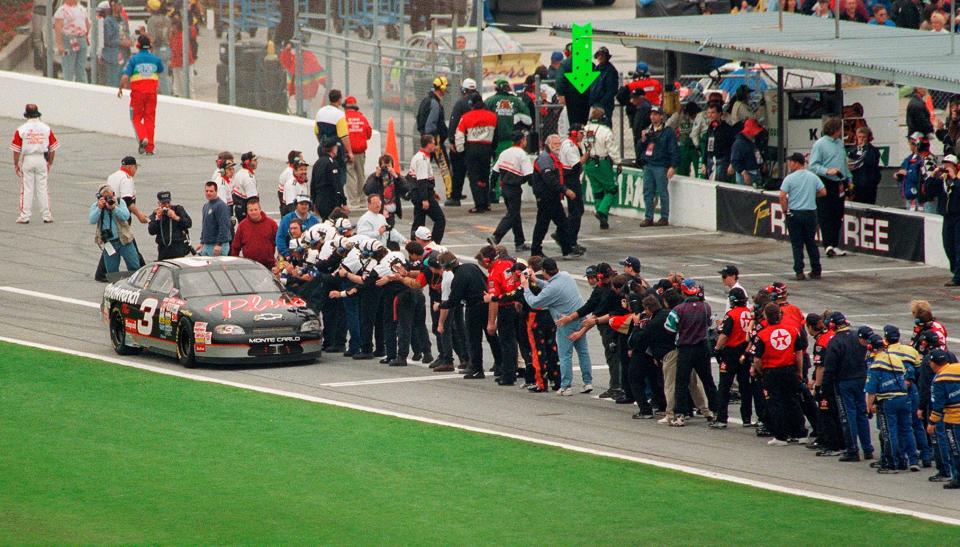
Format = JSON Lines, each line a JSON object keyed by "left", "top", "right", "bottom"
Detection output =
{"left": 385, "top": 117, "right": 399, "bottom": 169}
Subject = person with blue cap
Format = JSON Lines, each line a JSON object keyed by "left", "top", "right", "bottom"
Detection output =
{"left": 547, "top": 51, "right": 564, "bottom": 83}
{"left": 883, "top": 324, "right": 932, "bottom": 468}
{"left": 926, "top": 349, "right": 960, "bottom": 488}
{"left": 865, "top": 334, "right": 918, "bottom": 473}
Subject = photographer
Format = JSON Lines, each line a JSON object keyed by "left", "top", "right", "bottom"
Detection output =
{"left": 147, "top": 191, "right": 192, "bottom": 260}
{"left": 363, "top": 154, "right": 404, "bottom": 227}
{"left": 90, "top": 185, "right": 142, "bottom": 275}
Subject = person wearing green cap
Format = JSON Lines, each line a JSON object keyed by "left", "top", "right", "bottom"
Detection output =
{"left": 484, "top": 79, "right": 532, "bottom": 204}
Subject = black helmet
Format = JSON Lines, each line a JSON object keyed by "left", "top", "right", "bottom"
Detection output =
{"left": 728, "top": 287, "right": 748, "bottom": 307}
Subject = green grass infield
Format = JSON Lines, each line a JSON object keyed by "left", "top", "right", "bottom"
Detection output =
{"left": 1, "top": 341, "right": 959, "bottom": 544}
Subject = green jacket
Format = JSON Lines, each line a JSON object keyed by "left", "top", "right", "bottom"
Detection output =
{"left": 484, "top": 92, "right": 532, "bottom": 145}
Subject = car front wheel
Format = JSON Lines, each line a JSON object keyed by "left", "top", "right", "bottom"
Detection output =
{"left": 176, "top": 319, "right": 197, "bottom": 368}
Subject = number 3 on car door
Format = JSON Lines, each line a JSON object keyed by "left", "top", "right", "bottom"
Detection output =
{"left": 138, "top": 297, "right": 159, "bottom": 336}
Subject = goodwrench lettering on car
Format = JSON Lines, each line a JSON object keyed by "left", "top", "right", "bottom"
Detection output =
{"left": 104, "top": 286, "right": 142, "bottom": 305}
{"left": 204, "top": 295, "right": 308, "bottom": 320}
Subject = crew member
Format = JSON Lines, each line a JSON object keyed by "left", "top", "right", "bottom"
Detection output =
{"left": 446, "top": 78, "right": 480, "bottom": 206}
{"left": 712, "top": 287, "right": 753, "bottom": 429}
{"left": 454, "top": 94, "right": 497, "bottom": 214}
{"left": 311, "top": 139, "right": 345, "bottom": 220}
{"left": 279, "top": 151, "right": 307, "bottom": 217}
{"left": 417, "top": 76, "right": 451, "bottom": 198}
{"left": 752, "top": 303, "right": 807, "bottom": 445}
{"left": 559, "top": 124, "right": 587, "bottom": 252}
{"left": 865, "top": 334, "right": 918, "bottom": 473}
{"left": 927, "top": 349, "right": 960, "bottom": 489}
{"left": 478, "top": 245, "right": 521, "bottom": 386}
{"left": 665, "top": 279, "right": 719, "bottom": 427}
{"left": 490, "top": 131, "right": 533, "bottom": 252}
{"left": 119, "top": 35, "right": 164, "bottom": 155}
{"left": 823, "top": 312, "right": 873, "bottom": 461}
{"left": 883, "top": 324, "right": 931, "bottom": 467}
{"left": 583, "top": 107, "right": 618, "bottom": 230}
{"left": 485, "top": 79, "right": 532, "bottom": 204}
{"left": 232, "top": 151, "right": 259, "bottom": 222}
{"left": 437, "top": 252, "right": 489, "bottom": 380}
{"left": 211, "top": 152, "right": 235, "bottom": 213}
{"left": 10, "top": 104, "right": 58, "bottom": 224}
{"left": 408, "top": 134, "right": 446, "bottom": 243}
{"left": 531, "top": 135, "right": 581, "bottom": 258}
{"left": 315, "top": 89, "right": 353, "bottom": 188}
{"left": 147, "top": 190, "right": 192, "bottom": 259}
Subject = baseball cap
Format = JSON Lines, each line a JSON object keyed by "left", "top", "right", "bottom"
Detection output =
{"left": 882, "top": 324, "right": 901, "bottom": 342}
{"left": 867, "top": 334, "right": 886, "bottom": 350}
{"left": 631, "top": 87, "right": 645, "bottom": 97}
{"left": 293, "top": 155, "right": 309, "bottom": 167}
{"left": 944, "top": 154, "right": 959, "bottom": 165}
{"left": 619, "top": 256, "right": 642, "bottom": 271}
{"left": 414, "top": 226, "right": 432, "bottom": 241}
{"left": 857, "top": 325, "right": 875, "bottom": 340}
{"left": 827, "top": 311, "right": 847, "bottom": 325}
{"left": 156, "top": 191, "right": 171, "bottom": 203}
{"left": 550, "top": 51, "right": 563, "bottom": 62}
{"left": 335, "top": 218, "right": 353, "bottom": 233}
{"left": 635, "top": 61, "right": 649, "bottom": 75}
{"left": 23, "top": 103, "right": 41, "bottom": 118}
{"left": 909, "top": 131, "right": 927, "bottom": 143}
{"left": 295, "top": 194, "right": 311, "bottom": 204}
{"left": 718, "top": 264, "right": 739, "bottom": 277}
{"left": 97, "top": 1, "right": 110, "bottom": 11}
{"left": 596, "top": 262, "right": 614, "bottom": 278}
{"left": 593, "top": 46, "right": 611, "bottom": 59}
{"left": 461, "top": 78, "right": 477, "bottom": 91}
{"left": 930, "top": 348, "right": 953, "bottom": 364}
{"left": 121, "top": 156, "right": 138, "bottom": 166}
{"left": 786, "top": 152, "right": 806, "bottom": 164}
{"left": 585, "top": 265, "right": 598, "bottom": 277}
{"left": 344, "top": 96, "right": 358, "bottom": 108}
{"left": 650, "top": 105, "right": 662, "bottom": 114}
{"left": 508, "top": 260, "right": 528, "bottom": 273}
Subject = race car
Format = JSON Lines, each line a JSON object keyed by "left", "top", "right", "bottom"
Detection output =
{"left": 101, "top": 256, "right": 322, "bottom": 367}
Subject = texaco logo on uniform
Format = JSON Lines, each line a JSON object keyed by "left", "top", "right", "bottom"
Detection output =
{"left": 770, "top": 328, "right": 793, "bottom": 351}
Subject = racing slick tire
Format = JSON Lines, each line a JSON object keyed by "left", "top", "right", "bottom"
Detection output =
{"left": 176, "top": 318, "right": 198, "bottom": 368}
{"left": 110, "top": 307, "right": 141, "bottom": 356}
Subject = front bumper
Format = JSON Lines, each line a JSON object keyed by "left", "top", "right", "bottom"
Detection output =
{"left": 194, "top": 335, "right": 322, "bottom": 365}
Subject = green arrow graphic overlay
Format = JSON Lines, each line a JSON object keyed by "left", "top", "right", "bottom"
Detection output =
{"left": 565, "top": 23, "right": 600, "bottom": 94}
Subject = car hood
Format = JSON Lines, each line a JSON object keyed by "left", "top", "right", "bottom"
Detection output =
{"left": 188, "top": 293, "right": 313, "bottom": 324}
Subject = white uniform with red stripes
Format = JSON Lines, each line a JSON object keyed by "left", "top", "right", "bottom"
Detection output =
{"left": 10, "top": 119, "right": 58, "bottom": 222}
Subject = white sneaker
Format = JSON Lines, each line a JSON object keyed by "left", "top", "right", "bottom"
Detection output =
{"left": 15, "top": 217, "right": 29, "bottom": 224}
{"left": 767, "top": 439, "right": 788, "bottom": 446}
{"left": 797, "top": 436, "right": 814, "bottom": 445}
{"left": 657, "top": 416, "right": 673, "bottom": 425}
{"left": 558, "top": 387, "right": 574, "bottom": 396}
{"left": 836, "top": 247, "right": 847, "bottom": 256}
{"left": 669, "top": 416, "right": 686, "bottom": 427}
{"left": 581, "top": 383, "right": 593, "bottom": 394}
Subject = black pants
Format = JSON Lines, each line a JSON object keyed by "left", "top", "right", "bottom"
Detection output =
{"left": 628, "top": 351, "right": 665, "bottom": 413}
{"left": 674, "top": 342, "right": 718, "bottom": 417}
{"left": 157, "top": 241, "right": 190, "bottom": 260}
{"left": 410, "top": 289, "right": 431, "bottom": 356}
{"left": 786, "top": 210, "right": 821, "bottom": 275}
{"left": 381, "top": 284, "right": 403, "bottom": 360}
{"left": 944, "top": 214, "right": 960, "bottom": 283}
{"left": 359, "top": 284, "right": 383, "bottom": 354}
{"left": 815, "top": 382, "right": 844, "bottom": 450}
{"left": 531, "top": 195, "right": 571, "bottom": 256}
{"left": 493, "top": 184, "right": 524, "bottom": 245}
{"left": 799, "top": 382, "right": 819, "bottom": 437}
{"left": 816, "top": 180, "right": 844, "bottom": 249}
{"left": 716, "top": 344, "right": 754, "bottom": 423}
{"left": 564, "top": 169, "right": 584, "bottom": 246}
{"left": 598, "top": 324, "right": 621, "bottom": 392}
{"left": 762, "top": 366, "right": 807, "bottom": 441}
{"left": 617, "top": 332, "right": 632, "bottom": 400}
{"left": 411, "top": 199, "right": 446, "bottom": 243}
{"left": 437, "top": 303, "right": 467, "bottom": 364}
{"left": 322, "top": 296, "right": 346, "bottom": 350}
{"left": 852, "top": 181, "right": 878, "bottom": 205}
{"left": 450, "top": 150, "right": 467, "bottom": 200}
{"left": 465, "top": 147, "right": 492, "bottom": 210}
{"left": 464, "top": 301, "right": 487, "bottom": 374}
{"left": 496, "top": 305, "right": 520, "bottom": 382}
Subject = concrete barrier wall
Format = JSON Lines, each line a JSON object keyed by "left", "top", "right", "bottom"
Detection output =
{"left": 924, "top": 215, "right": 950, "bottom": 270}
{"left": 0, "top": 71, "right": 380, "bottom": 173}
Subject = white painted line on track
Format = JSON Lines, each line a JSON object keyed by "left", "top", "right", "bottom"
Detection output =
{"left": 440, "top": 231, "right": 714, "bottom": 249}
{"left": 1, "top": 334, "right": 958, "bottom": 527}
{"left": 0, "top": 286, "right": 101, "bottom": 309}
{"left": 321, "top": 374, "right": 462, "bottom": 387}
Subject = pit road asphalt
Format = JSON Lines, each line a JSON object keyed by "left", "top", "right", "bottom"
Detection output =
{"left": 2, "top": 117, "right": 959, "bottom": 521}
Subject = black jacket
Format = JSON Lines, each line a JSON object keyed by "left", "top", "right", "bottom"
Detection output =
{"left": 588, "top": 61, "right": 619, "bottom": 112}
{"left": 923, "top": 173, "right": 960, "bottom": 216}
{"left": 893, "top": 0, "right": 923, "bottom": 29}
{"left": 702, "top": 121, "right": 736, "bottom": 163}
{"left": 848, "top": 144, "right": 882, "bottom": 192}
{"left": 532, "top": 150, "right": 565, "bottom": 198}
{"left": 416, "top": 92, "right": 448, "bottom": 142}
{"left": 629, "top": 308, "right": 674, "bottom": 361}
{"left": 147, "top": 204, "right": 192, "bottom": 259}
{"left": 822, "top": 328, "right": 867, "bottom": 385}
{"left": 906, "top": 94, "right": 933, "bottom": 136}
{"left": 310, "top": 155, "right": 345, "bottom": 219}
{"left": 448, "top": 91, "right": 479, "bottom": 146}
{"left": 363, "top": 171, "right": 404, "bottom": 219}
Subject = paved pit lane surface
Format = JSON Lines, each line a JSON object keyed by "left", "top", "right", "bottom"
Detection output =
{"left": 1, "top": 117, "right": 959, "bottom": 522}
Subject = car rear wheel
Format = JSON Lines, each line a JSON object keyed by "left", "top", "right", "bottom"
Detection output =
{"left": 176, "top": 319, "right": 197, "bottom": 368}
{"left": 110, "top": 307, "right": 141, "bottom": 356}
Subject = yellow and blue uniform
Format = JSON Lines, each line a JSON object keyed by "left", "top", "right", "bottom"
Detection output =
{"left": 887, "top": 342, "right": 931, "bottom": 464}
{"left": 866, "top": 350, "right": 918, "bottom": 470}
{"left": 930, "top": 362, "right": 960, "bottom": 483}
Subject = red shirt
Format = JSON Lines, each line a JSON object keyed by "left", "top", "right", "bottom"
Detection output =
{"left": 779, "top": 303, "right": 804, "bottom": 331}
{"left": 627, "top": 78, "right": 663, "bottom": 106}
{"left": 755, "top": 323, "right": 802, "bottom": 369}
{"left": 721, "top": 306, "right": 752, "bottom": 348}
{"left": 812, "top": 329, "right": 836, "bottom": 368}
{"left": 345, "top": 110, "right": 373, "bottom": 154}
{"left": 487, "top": 258, "right": 518, "bottom": 307}
{"left": 229, "top": 214, "right": 278, "bottom": 268}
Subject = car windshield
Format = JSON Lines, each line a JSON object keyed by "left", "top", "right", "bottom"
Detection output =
{"left": 178, "top": 267, "right": 283, "bottom": 298}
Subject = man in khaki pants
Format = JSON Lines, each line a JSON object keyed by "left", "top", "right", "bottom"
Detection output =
{"left": 343, "top": 96, "right": 372, "bottom": 207}
{"left": 659, "top": 348, "right": 715, "bottom": 425}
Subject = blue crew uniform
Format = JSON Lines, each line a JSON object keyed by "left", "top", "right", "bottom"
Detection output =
{"left": 929, "top": 360, "right": 960, "bottom": 486}
{"left": 866, "top": 349, "right": 917, "bottom": 470}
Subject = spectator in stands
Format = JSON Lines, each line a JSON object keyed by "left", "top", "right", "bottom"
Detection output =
{"left": 809, "top": 116, "right": 851, "bottom": 258}
{"left": 869, "top": 5, "right": 897, "bottom": 26}
{"left": 928, "top": 11, "right": 949, "bottom": 32}
{"left": 840, "top": 0, "right": 870, "bottom": 22}
{"left": 848, "top": 126, "right": 883, "bottom": 204}
{"left": 936, "top": 97, "right": 960, "bottom": 156}
{"left": 813, "top": 0, "right": 835, "bottom": 18}
{"left": 907, "top": 87, "right": 934, "bottom": 139}
{"left": 230, "top": 197, "right": 278, "bottom": 269}
{"left": 588, "top": 47, "right": 619, "bottom": 126}
{"left": 893, "top": 0, "right": 923, "bottom": 29}
{"left": 730, "top": 118, "right": 764, "bottom": 187}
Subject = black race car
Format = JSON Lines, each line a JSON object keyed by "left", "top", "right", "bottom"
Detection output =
{"left": 101, "top": 256, "right": 322, "bottom": 367}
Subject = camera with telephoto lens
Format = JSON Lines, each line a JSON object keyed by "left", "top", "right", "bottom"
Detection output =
{"left": 105, "top": 196, "right": 115, "bottom": 206}
{"left": 162, "top": 206, "right": 169, "bottom": 214}
{"left": 100, "top": 228, "right": 114, "bottom": 243}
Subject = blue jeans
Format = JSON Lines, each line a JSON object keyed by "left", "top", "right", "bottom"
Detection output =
{"left": 199, "top": 242, "right": 231, "bottom": 256}
{"left": 838, "top": 378, "right": 874, "bottom": 457}
{"left": 102, "top": 240, "right": 142, "bottom": 273}
{"left": 61, "top": 33, "right": 88, "bottom": 83}
{"left": 642, "top": 165, "right": 669, "bottom": 221}
{"left": 156, "top": 46, "right": 171, "bottom": 95}
{"left": 101, "top": 48, "right": 122, "bottom": 87}
{"left": 935, "top": 421, "right": 955, "bottom": 478}
{"left": 877, "top": 396, "right": 917, "bottom": 468}
{"left": 555, "top": 319, "right": 593, "bottom": 389}
{"left": 736, "top": 169, "right": 760, "bottom": 187}
{"left": 909, "top": 385, "right": 932, "bottom": 463}
{"left": 945, "top": 424, "right": 960, "bottom": 482}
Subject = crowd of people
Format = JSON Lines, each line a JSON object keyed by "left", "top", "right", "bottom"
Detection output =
{"left": 723, "top": 0, "right": 958, "bottom": 31}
